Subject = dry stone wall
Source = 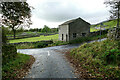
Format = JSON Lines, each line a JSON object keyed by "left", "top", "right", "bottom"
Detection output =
{"left": 107, "top": 27, "right": 120, "bottom": 40}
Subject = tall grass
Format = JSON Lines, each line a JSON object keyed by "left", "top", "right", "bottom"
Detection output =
{"left": 70, "top": 39, "right": 120, "bottom": 78}
{"left": 2, "top": 53, "right": 30, "bottom": 78}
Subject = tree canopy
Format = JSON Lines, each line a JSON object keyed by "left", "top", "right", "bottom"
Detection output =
{"left": 0, "top": 2, "right": 32, "bottom": 38}
{"left": 42, "top": 25, "right": 51, "bottom": 33}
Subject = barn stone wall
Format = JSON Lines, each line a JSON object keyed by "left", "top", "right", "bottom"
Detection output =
{"left": 59, "top": 25, "right": 69, "bottom": 41}
{"left": 69, "top": 19, "right": 90, "bottom": 41}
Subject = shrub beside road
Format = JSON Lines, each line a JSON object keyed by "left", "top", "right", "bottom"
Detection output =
{"left": 2, "top": 44, "right": 35, "bottom": 78}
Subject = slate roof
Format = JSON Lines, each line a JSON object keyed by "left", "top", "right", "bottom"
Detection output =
{"left": 59, "top": 17, "right": 90, "bottom": 26}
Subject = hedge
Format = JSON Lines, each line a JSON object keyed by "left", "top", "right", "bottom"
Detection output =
{"left": 2, "top": 44, "right": 17, "bottom": 64}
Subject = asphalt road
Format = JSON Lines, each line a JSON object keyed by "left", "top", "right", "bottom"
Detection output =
{"left": 17, "top": 44, "right": 80, "bottom": 78}
{"left": 17, "top": 38, "right": 107, "bottom": 78}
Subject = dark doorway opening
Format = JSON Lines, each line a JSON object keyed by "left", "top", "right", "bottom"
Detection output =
{"left": 62, "top": 34, "right": 64, "bottom": 40}
{"left": 66, "top": 34, "right": 68, "bottom": 41}
{"left": 82, "top": 33, "right": 86, "bottom": 37}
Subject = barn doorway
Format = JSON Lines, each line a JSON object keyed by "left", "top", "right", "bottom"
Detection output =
{"left": 66, "top": 34, "right": 68, "bottom": 41}
{"left": 62, "top": 34, "right": 64, "bottom": 40}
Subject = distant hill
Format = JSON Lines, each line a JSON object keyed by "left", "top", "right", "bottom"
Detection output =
{"left": 90, "top": 19, "right": 118, "bottom": 32}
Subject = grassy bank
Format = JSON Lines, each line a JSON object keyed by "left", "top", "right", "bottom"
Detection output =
{"left": 90, "top": 19, "right": 117, "bottom": 32}
{"left": 2, "top": 53, "right": 35, "bottom": 79}
{"left": 69, "top": 39, "right": 120, "bottom": 78}
{"left": 9, "top": 34, "right": 58, "bottom": 43}
{"left": 16, "top": 41, "right": 53, "bottom": 49}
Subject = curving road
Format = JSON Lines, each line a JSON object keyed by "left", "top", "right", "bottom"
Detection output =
{"left": 17, "top": 38, "right": 107, "bottom": 78}
{"left": 17, "top": 44, "right": 80, "bottom": 78}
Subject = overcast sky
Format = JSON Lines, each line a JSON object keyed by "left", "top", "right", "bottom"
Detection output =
{"left": 27, "top": 0, "right": 110, "bottom": 28}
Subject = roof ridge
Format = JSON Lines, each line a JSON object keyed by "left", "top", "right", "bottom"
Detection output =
{"left": 59, "top": 18, "right": 77, "bottom": 26}
{"left": 59, "top": 17, "right": 90, "bottom": 26}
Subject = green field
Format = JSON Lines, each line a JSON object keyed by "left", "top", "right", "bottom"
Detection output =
{"left": 9, "top": 19, "right": 119, "bottom": 43}
{"left": 9, "top": 34, "right": 59, "bottom": 43}
{"left": 90, "top": 19, "right": 118, "bottom": 32}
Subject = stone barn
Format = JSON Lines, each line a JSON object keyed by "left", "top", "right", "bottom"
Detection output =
{"left": 59, "top": 17, "right": 90, "bottom": 41}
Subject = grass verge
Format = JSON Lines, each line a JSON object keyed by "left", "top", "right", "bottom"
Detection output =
{"left": 2, "top": 53, "right": 35, "bottom": 79}
{"left": 16, "top": 41, "right": 68, "bottom": 49}
{"left": 67, "top": 39, "right": 120, "bottom": 78}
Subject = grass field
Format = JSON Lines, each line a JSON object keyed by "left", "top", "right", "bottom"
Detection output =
{"left": 90, "top": 19, "right": 118, "bottom": 32}
{"left": 9, "top": 34, "right": 58, "bottom": 43}
{"left": 9, "top": 19, "right": 118, "bottom": 43}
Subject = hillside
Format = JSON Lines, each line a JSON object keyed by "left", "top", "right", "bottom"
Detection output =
{"left": 90, "top": 19, "right": 118, "bottom": 32}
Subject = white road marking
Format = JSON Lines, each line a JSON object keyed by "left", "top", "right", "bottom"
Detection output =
{"left": 48, "top": 51, "right": 50, "bottom": 56}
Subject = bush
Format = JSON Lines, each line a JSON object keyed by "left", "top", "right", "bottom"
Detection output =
{"left": 118, "top": 41, "right": 120, "bottom": 48}
{"left": 2, "top": 26, "right": 8, "bottom": 44}
{"left": 117, "top": 53, "right": 120, "bottom": 64}
{"left": 104, "top": 49, "right": 120, "bottom": 65}
{"left": 35, "top": 42, "right": 49, "bottom": 48}
{"left": 69, "top": 34, "right": 107, "bottom": 44}
{"left": 48, "top": 41, "right": 68, "bottom": 47}
{"left": 2, "top": 44, "right": 17, "bottom": 64}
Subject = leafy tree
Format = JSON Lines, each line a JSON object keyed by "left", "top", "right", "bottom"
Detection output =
{"left": 104, "top": 0, "right": 120, "bottom": 39}
{"left": 29, "top": 28, "right": 39, "bottom": 32}
{"left": 17, "top": 27, "right": 24, "bottom": 33}
{"left": 38, "top": 28, "right": 42, "bottom": 32}
{"left": 0, "top": 2, "right": 32, "bottom": 39}
{"left": 51, "top": 28, "right": 58, "bottom": 33}
{"left": 104, "top": 0, "right": 120, "bottom": 28}
{"left": 42, "top": 25, "right": 51, "bottom": 33}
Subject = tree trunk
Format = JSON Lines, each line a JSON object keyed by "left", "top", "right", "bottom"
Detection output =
{"left": 117, "top": 2, "right": 120, "bottom": 28}
{"left": 13, "top": 29, "right": 16, "bottom": 39}
{"left": 115, "top": 2, "right": 120, "bottom": 39}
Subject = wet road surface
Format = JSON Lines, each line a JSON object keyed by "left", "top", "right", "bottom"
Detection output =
{"left": 17, "top": 38, "right": 107, "bottom": 78}
{"left": 17, "top": 44, "right": 80, "bottom": 78}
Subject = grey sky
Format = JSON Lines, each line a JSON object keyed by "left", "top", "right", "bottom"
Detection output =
{"left": 27, "top": 0, "right": 110, "bottom": 28}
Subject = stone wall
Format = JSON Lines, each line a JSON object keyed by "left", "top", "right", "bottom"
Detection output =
{"left": 107, "top": 27, "right": 120, "bottom": 40}
{"left": 59, "top": 25, "right": 69, "bottom": 41}
{"left": 89, "top": 29, "right": 109, "bottom": 36}
{"left": 9, "top": 40, "right": 53, "bottom": 45}
{"left": 8, "top": 33, "right": 58, "bottom": 40}
{"left": 69, "top": 19, "right": 90, "bottom": 41}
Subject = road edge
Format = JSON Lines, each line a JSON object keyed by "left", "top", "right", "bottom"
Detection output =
{"left": 16, "top": 55, "right": 35, "bottom": 78}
